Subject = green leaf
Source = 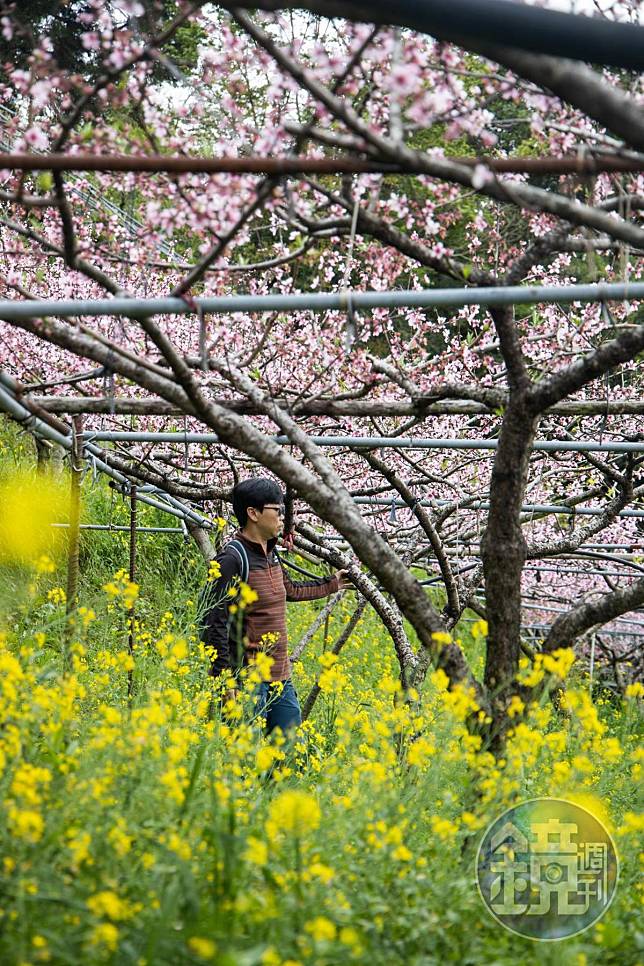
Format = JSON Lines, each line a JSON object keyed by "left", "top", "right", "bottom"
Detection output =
{"left": 36, "top": 172, "right": 53, "bottom": 192}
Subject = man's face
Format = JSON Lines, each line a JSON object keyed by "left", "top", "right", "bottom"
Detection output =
{"left": 249, "top": 503, "right": 283, "bottom": 540}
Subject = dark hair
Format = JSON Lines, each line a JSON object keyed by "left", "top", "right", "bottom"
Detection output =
{"left": 232, "top": 477, "right": 284, "bottom": 527}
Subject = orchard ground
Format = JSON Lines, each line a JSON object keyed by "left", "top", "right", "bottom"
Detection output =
{"left": 0, "top": 426, "right": 642, "bottom": 966}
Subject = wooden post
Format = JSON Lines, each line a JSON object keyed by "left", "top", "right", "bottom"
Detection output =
{"left": 64, "top": 415, "right": 83, "bottom": 666}
{"left": 127, "top": 484, "right": 137, "bottom": 701}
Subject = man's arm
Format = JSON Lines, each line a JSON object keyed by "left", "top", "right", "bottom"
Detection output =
{"left": 282, "top": 566, "right": 342, "bottom": 602}
{"left": 200, "top": 549, "right": 243, "bottom": 677}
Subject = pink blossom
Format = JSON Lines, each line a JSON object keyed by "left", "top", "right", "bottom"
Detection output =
{"left": 480, "top": 129, "right": 498, "bottom": 147}
{"left": 82, "top": 32, "right": 101, "bottom": 51}
{"left": 10, "top": 69, "right": 31, "bottom": 92}
{"left": 107, "top": 48, "right": 129, "bottom": 69}
{"left": 30, "top": 80, "right": 52, "bottom": 109}
{"left": 23, "top": 126, "right": 48, "bottom": 150}
{"left": 389, "top": 62, "right": 422, "bottom": 97}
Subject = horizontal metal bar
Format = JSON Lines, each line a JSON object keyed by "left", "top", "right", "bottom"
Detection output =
{"left": 0, "top": 282, "right": 643, "bottom": 321}
{"left": 51, "top": 523, "right": 183, "bottom": 533}
{"left": 81, "top": 429, "right": 644, "bottom": 455}
{"left": 0, "top": 151, "right": 642, "bottom": 176}
{"left": 356, "top": 496, "right": 644, "bottom": 518}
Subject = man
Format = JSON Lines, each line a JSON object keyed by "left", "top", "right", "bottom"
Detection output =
{"left": 200, "top": 477, "right": 347, "bottom": 735}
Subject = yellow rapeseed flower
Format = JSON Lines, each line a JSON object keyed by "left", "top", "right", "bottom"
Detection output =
{"left": 88, "top": 922, "right": 119, "bottom": 952}
{"left": 266, "top": 790, "right": 320, "bottom": 838}
{"left": 625, "top": 682, "right": 644, "bottom": 699}
{"left": 206, "top": 559, "right": 221, "bottom": 582}
{"left": 239, "top": 582, "right": 258, "bottom": 606}
{"left": 471, "top": 619, "right": 488, "bottom": 639}
{"left": 507, "top": 695, "right": 525, "bottom": 718}
{"left": 47, "top": 587, "right": 66, "bottom": 605}
{"left": 87, "top": 890, "right": 131, "bottom": 922}
{"left": 67, "top": 829, "right": 92, "bottom": 866}
{"left": 187, "top": 937, "right": 217, "bottom": 960}
{"left": 542, "top": 648, "right": 575, "bottom": 678}
{"left": 243, "top": 836, "right": 268, "bottom": 866}
{"left": 430, "top": 815, "right": 458, "bottom": 840}
{"left": 618, "top": 811, "right": 644, "bottom": 836}
{"left": 431, "top": 631, "right": 452, "bottom": 648}
{"left": 7, "top": 806, "right": 44, "bottom": 843}
{"left": 305, "top": 916, "right": 336, "bottom": 942}
{"left": 0, "top": 472, "right": 67, "bottom": 565}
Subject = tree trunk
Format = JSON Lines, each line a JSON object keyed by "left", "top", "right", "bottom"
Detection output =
{"left": 481, "top": 397, "right": 538, "bottom": 742}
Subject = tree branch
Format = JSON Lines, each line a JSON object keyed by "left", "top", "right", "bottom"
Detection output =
{"left": 541, "top": 578, "right": 644, "bottom": 652}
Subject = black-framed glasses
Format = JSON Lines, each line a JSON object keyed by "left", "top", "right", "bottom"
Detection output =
{"left": 262, "top": 504, "right": 284, "bottom": 516}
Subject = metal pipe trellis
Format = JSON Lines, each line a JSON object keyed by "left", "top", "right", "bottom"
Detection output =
{"left": 0, "top": 378, "right": 213, "bottom": 530}
{"left": 0, "top": 282, "right": 643, "bottom": 319}
{"left": 80, "top": 430, "right": 644, "bottom": 456}
{"left": 472, "top": 621, "right": 644, "bottom": 641}
{"left": 51, "top": 523, "right": 184, "bottom": 533}
{"left": 520, "top": 601, "right": 643, "bottom": 627}
{"left": 354, "top": 497, "right": 644, "bottom": 519}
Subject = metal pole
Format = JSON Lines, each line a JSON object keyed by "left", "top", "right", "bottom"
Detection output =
{"left": 51, "top": 523, "right": 183, "bottom": 533}
{"left": 589, "top": 634, "right": 597, "bottom": 693}
{"left": 0, "top": 282, "right": 643, "bottom": 320}
{"left": 64, "top": 415, "right": 83, "bottom": 665}
{"left": 353, "top": 497, "right": 644, "bottom": 518}
{"left": 128, "top": 485, "right": 137, "bottom": 701}
{"left": 81, "top": 429, "right": 644, "bottom": 455}
{"left": 31, "top": 395, "right": 644, "bottom": 418}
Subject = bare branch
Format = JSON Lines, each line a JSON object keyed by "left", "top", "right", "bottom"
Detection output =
{"left": 361, "top": 450, "right": 461, "bottom": 618}
{"left": 233, "top": 10, "right": 644, "bottom": 247}
{"left": 530, "top": 325, "right": 644, "bottom": 413}
{"left": 542, "top": 578, "right": 644, "bottom": 652}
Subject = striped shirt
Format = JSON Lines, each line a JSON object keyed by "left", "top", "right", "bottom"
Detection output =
{"left": 201, "top": 531, "right": 339, "bottom": 681}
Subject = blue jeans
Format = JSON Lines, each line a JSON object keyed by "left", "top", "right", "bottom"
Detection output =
{"left": 254, "top": 678, "right": 302, "bottom": 735}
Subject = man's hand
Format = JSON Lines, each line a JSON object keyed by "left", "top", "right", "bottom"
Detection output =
{"left": 336, "top": 569, "right": 353, "bottom": 590}
{"left": 281, "top": 531, "right": 295, "bottom": 551}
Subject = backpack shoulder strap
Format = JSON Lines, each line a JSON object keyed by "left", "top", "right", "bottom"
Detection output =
{"left": 227, "top": 539, "right": 250, "bottom": 584}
